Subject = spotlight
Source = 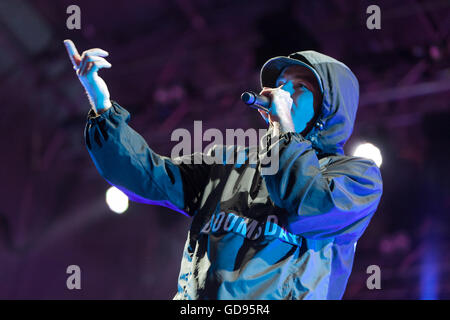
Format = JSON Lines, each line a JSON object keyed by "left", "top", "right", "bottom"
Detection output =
{"left": 105, "top": 186, "right": 129, "bottom": 214}
{"left": 352, "top": 143, "right": 382, "bottom": 167}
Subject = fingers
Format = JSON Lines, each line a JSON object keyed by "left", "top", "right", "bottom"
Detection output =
{"left": 258, "top": 110, "right": 269, "bottom": 124}
{"left": 77, "top": 48, "right": 109, "bottom": 74}
{"left": 78, "top": 54, "right": 91, "bottom": 76}
{"left": 258, "top": 106, "right": 279, "bottom": 124}
{"left": 257, "top": 86, "right": 291, "bottom": 126}
{"left": 259, "top": 87, "right": 272, "bottom": 98}
{"left": 64, "top": 39, "right": 110, "bottom": 75}
{"left": 260, "top": 86, "right": 292, "bottom": 108}
{"left": 89, "top": 57, "right": 112, "bottom": 73}
{"left": 63, "top": 39, "right": 81, "bottom": 68}
{"left": 77, "top": 55, "right": 111, "bottom": 76}
{"left": 81, "top": 48, "right": 109, "bottom": 58}
{"left": 259, "top": 85, "right": 284, "bottom": 96}
{"left": 79, "top": 49, "right": 109, "bottom": 72}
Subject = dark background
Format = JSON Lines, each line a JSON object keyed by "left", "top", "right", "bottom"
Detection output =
{"left": 0, "top": 0, "right": 449, "bottom": 299}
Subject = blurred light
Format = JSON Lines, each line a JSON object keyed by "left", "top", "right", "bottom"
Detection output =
{"left": 106, "top": 186, "right": 129, "bottom": 214}
{"left": 0, "top": 0, "right": 52, "bottom": 54}
{"left": 420, "top": 243, "right": 439, "bottom": 299}
{"left": 352, "top": 142, "right": 382, "bottom": 167}
{"left": 429, "top": 45, "right": 441, "bottom": 61}
{"left": 379, "top": 232, "right": 411, "bottom": 255}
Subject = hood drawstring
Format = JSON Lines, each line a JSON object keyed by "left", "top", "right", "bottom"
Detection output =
{"left": 315, "top": 119, "right": 325, "bottom": 131}
{"left": 305, "top": 118, "right": 325, "bottom": 156}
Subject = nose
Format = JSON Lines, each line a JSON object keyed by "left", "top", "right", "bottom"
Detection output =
{"left": 280, "top": 81, "right": 294, "bottom": 95}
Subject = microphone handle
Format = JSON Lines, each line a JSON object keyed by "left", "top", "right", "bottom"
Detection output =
{"left": 246, "top": 103, "right": 270, "bottom": 113}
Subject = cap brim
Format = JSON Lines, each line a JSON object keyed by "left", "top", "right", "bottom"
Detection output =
{"left": 260, "top": 56, "right": 324, "bottom": 93}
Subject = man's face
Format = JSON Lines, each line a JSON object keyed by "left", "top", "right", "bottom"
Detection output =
{"left": 275, "top": 65, "right": 322, "bottom": 136}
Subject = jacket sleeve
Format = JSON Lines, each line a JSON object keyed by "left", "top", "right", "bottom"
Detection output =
{"left": 261, "top": 131, "right": 383, "bottom": 243}
{"left": 84, "top": 100, "right": 210, "bottom": 217}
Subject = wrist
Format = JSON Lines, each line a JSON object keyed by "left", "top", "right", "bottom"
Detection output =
{"left": 95, "top": 99, "right": 112, "bottom": 115}
{"left": 271, "top": 120, "right": 294, "bottom": 134}
{"left": 270, "top": 121, "right": 284, "bottom": 135}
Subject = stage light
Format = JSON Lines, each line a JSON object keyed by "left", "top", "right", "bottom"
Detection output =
{"left": 106, "top": 186, "right": 129, "bottom": 214}
{"left": 352, "top": 142, "right": 382, "bottom": 167}
{"left": 420, "top": 244, "right": 438, "bottom": 300}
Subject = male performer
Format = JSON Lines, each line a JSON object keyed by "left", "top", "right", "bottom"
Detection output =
{"left": 64, "top": 39, "right": 382, "bottom": 300}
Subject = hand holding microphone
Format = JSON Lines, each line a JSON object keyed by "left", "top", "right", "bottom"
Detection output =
{"left": 241, "top": 86, "right": 295, "bottom": 133}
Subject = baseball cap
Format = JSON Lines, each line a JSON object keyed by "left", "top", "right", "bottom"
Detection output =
{"left": 260, "top": 52, "right": 324, "bottom": 94}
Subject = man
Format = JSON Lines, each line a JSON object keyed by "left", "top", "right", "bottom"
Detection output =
{"left": 64, "top": 39, "right": 383, "bottom": 300}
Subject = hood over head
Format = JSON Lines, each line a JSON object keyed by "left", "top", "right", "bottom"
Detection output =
{"left": 260, "top": 50, "right": 359, "bottom": 156}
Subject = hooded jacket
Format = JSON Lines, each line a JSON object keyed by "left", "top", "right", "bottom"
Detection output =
{"left": 84, "top": 51, "right": 383, "bottom": 300}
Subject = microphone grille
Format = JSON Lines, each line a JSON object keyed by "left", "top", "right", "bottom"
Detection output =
{"left": 241, "top": 92, "right": 255, "bottom": 105}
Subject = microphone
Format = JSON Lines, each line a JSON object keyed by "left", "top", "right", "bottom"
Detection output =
{"left": 241, "top": 91, "right": 270, "bottom": 113}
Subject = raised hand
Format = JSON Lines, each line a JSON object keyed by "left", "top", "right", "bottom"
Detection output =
{"left": 63, "top": 39, "right": 112, "bottom": 114}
